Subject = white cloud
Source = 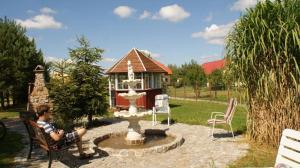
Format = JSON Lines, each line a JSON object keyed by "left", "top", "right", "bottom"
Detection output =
{"left": 45, "top": 56, "right": 63, "bottom": 62}
{"left": 103, "top": 57, "right": 117, "bottom": 62}
{"left": 40, "top": 7, "right": 57, "bottom": 14}
{"left": 231, "top": 0, "right": 257, "bottom": 11}
{"left": 153, "top": 4, "right": 190, "bottom": 22}
{"left": 46, "top": 56, "right": 73, "bottom": 64}
{"left": 16, "top": 14, "right": 63, "bottom": 29}
{"left": 66, "top": 38, "right": 76, "bottom": 44}
{"left": 139, "top": 10, "right": 151, "bottom": 20}
{"left": 113, "top": 6, "right": 135, "bottom": 18}
{"left": 151, "top": 53, "right": 161, "bottom": 58}
{"left": 206, "top": 38, "right": 225, "bottom": 45}
{"left": 138, "top": 49, "right": 161, "bottom": 58}
{"left": 191, "top": 22, "right": 235, "bottom": 45}
{"left": 26, "top": 10, "right": 35, "bottom": 14}
{"left": 204, "top": 13, "right": 213, "bottom": 22}
{"left": 199, "top": 54, "right": 221, "bottom": 64}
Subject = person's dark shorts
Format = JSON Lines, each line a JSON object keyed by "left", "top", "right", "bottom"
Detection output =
{"left": 65, "top": 131, "right": 80, "bottom": 144}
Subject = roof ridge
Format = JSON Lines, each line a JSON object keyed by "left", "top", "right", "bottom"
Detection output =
{"left": 202, "top": 59, "right": 225, "bottom": 65}
{"left": 106, "top": 48, "right": 135, "bottom": 73}
{"left": 134, "top": 48, "right": 146, "bottom": 71}
{"left": 136, "top": 50, "right": 168, "bottom": 73}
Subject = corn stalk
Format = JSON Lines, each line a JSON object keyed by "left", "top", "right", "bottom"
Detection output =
{"left": 226, "top": 0, "right": 300, "bottom": 146}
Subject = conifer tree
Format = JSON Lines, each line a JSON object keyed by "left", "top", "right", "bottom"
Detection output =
{"left": 69, "top": 36, "right": 108, "bottom": 124}
{"left": 0, "top": 17, "right": 44, "bottom": 108}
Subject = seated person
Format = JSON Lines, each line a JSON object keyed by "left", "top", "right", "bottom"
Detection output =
{"left": 36, "top": 104, "right": 92, "bottom": 159}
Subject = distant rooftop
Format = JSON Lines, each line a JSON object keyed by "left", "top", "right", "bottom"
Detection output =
{"left": 202, "top": 59, "right": 225, "bottom": 75}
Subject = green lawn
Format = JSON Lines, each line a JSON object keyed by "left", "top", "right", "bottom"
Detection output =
{"left": 0, "top": 131, "right": 24, "bottom": 167}
{"left": 145, "top": 99, "right": 247, "bottom": 133}
{"left": 0, "top": 106, "right": 26, "bottom": 167}
{"left": 0, "top": 105, "right": 25, "bottom": 120}
{"left": 228, "top": 142, "right": 277, "bottom": 167}
{"left": 167, "top": 86, "right": 247, "bottom": 103}
{"left": 0, "top": 112, "right": 19, "bottom": 120}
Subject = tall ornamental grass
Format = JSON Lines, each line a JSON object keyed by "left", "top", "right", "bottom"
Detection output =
{"left": 226, "top": 0, "right": 300, "bottom": 146}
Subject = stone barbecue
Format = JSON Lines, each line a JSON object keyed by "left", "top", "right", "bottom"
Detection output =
{"left": 28, "top": 65, "right": 52, "bottom": 112}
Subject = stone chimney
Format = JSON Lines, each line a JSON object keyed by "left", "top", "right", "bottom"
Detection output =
{"left": 28, "top": 65, "right": 52, "bottom": 113}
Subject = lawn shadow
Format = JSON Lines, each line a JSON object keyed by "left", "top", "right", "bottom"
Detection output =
{"left": 61, "top": 149, "right": 109, "bottom": 168}
{"left": 74, "top": 117, "right": 126, "bottom": 130}
{"left": 212, "top": 130, "right": 243, "bottom": 139}
{"left": 161, "top": 119, "right": 176, "bottom": 125}
{"left": 1, "top": 104, "right": 27, "bottom": 112}
{"left": 169, "top": 104, "right": 181, "bottom": 108}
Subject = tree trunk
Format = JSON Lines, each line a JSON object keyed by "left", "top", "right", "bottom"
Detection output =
{"left": 183, "top": 82, "right": 186, "bottom": 99}
{"left": 12, "top": 96, "right": 16, "bottom": 106}
{"left": 214, "top": 90, "right": 217, "bottom": 98}
{"left": 5, "top": 91, "right": 10, "bottom": 108}
{"left": 227, "top": 84, "right": 230, "bottom": 101}
{"left": 195, "top": 81, "right": 198, "bottom": 101}
{"left": 199, "top": 85, "right": 201, "bottom": 98}
{"left": 0, "top": 92, "right": 5, "bottom": 109}
{"left": 209, "top": 84, "right": 212, "bottom": 99}
{"left": 174, "top": 85, "right": 176, "bottom": 98}
{"left": 88, "top": 113, "right": 93, "bottom": 126}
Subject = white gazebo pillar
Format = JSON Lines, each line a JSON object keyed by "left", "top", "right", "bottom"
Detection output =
{"left": 108, "top": 77, "right": 112, "bottom": 107}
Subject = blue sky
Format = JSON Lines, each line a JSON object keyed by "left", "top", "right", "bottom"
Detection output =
{"left": 1, "top": 0, "right": 258, "bottom": 69}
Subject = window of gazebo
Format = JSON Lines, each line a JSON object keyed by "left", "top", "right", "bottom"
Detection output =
{"left": 110, "top": 72, "right": 162, "bottom": 91}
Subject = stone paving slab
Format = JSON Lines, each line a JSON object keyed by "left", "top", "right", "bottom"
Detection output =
{"left": 12, "top": 119, "right": 249, "bottom": 168}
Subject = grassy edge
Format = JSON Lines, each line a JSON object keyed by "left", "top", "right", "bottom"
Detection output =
{"left": 228, "top": 140, "right": 277, "bottom": 167}
{"left": 0, "top": 131, "right": 24, "bottom": 167}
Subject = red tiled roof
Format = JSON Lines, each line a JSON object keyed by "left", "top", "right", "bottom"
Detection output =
{"left": 202, "top": 59, "right": 225, "bottom": 75}
{"left": 150, "top": 58, "right": 172, "bottom": 75}
{"left": 106, "top": 48, "right": 172, "bottom": 74}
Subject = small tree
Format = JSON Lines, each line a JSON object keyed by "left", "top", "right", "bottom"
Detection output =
{"left": 69, "top": 36, "right": 108, "bottom": 125}
{"left": 168, "top": 64, "right": 182, "bottom": 88}
{"left": 208, "top": 69, "right": 225, "bottom": 98}
{"left": 48, "top": 59, "right": 76, "bottom": 130}
{"left": 179, "top": 63, "right": 190, "bottom": 98}
{"left": 185, "top": 60, "right": 206, "bottom": 99}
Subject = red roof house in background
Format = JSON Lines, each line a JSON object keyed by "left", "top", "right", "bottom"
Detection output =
{"left": 202, "top": 59, "right": 225, "bottom": 75}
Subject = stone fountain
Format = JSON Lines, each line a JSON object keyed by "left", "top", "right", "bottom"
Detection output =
{"left": 114, "top": 60, "right": 152, "bottom": 145}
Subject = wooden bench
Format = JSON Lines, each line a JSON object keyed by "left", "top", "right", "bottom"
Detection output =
{"left": 21, "top": 115, "right": 73, "bottom": 168}
{"left": 275, "top": 129, "right": 300, "bottom": 167}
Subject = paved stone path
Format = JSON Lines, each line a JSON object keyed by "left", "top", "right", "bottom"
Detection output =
{"left": 10, "top": 119, "right": 249, "bottom": 168}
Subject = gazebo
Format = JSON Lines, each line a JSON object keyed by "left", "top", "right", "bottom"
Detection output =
{"left": 106, "top": 48, "right": 172, "bottom": 110}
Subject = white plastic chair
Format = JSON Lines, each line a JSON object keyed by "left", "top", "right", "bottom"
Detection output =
{"left": 152, "top": 94, "right": 171, "bottom": 126}
{"left": 275, "top": 129, "right": 300, "bottom": 168}
{"left": 207, "top": 98, "right": 237, "bottom": 138}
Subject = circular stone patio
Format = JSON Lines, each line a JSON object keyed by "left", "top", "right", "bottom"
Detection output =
{"left": 14, "top": 119, "right": 249, "bottom": 168}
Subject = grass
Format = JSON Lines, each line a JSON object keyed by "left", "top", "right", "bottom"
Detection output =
{"left": 229, "top": 142, "right": 277, "bottom": 167}
{"left": 0, "top": 131, "right": 24, "bottom": 167}
{"left": 167, "top": 86, "right": 247, "bottom": 103}
{"left": 0, "top": 106, "right": 26, "bottom": 167}
{"left": 145, "top": 99, "right": 247, "bottom": 132}
{"left": 0, "top": 105, "right": 26, "bottom": 120}
{"left": 0, "top": 111, "right": 19, "bottom": 120}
